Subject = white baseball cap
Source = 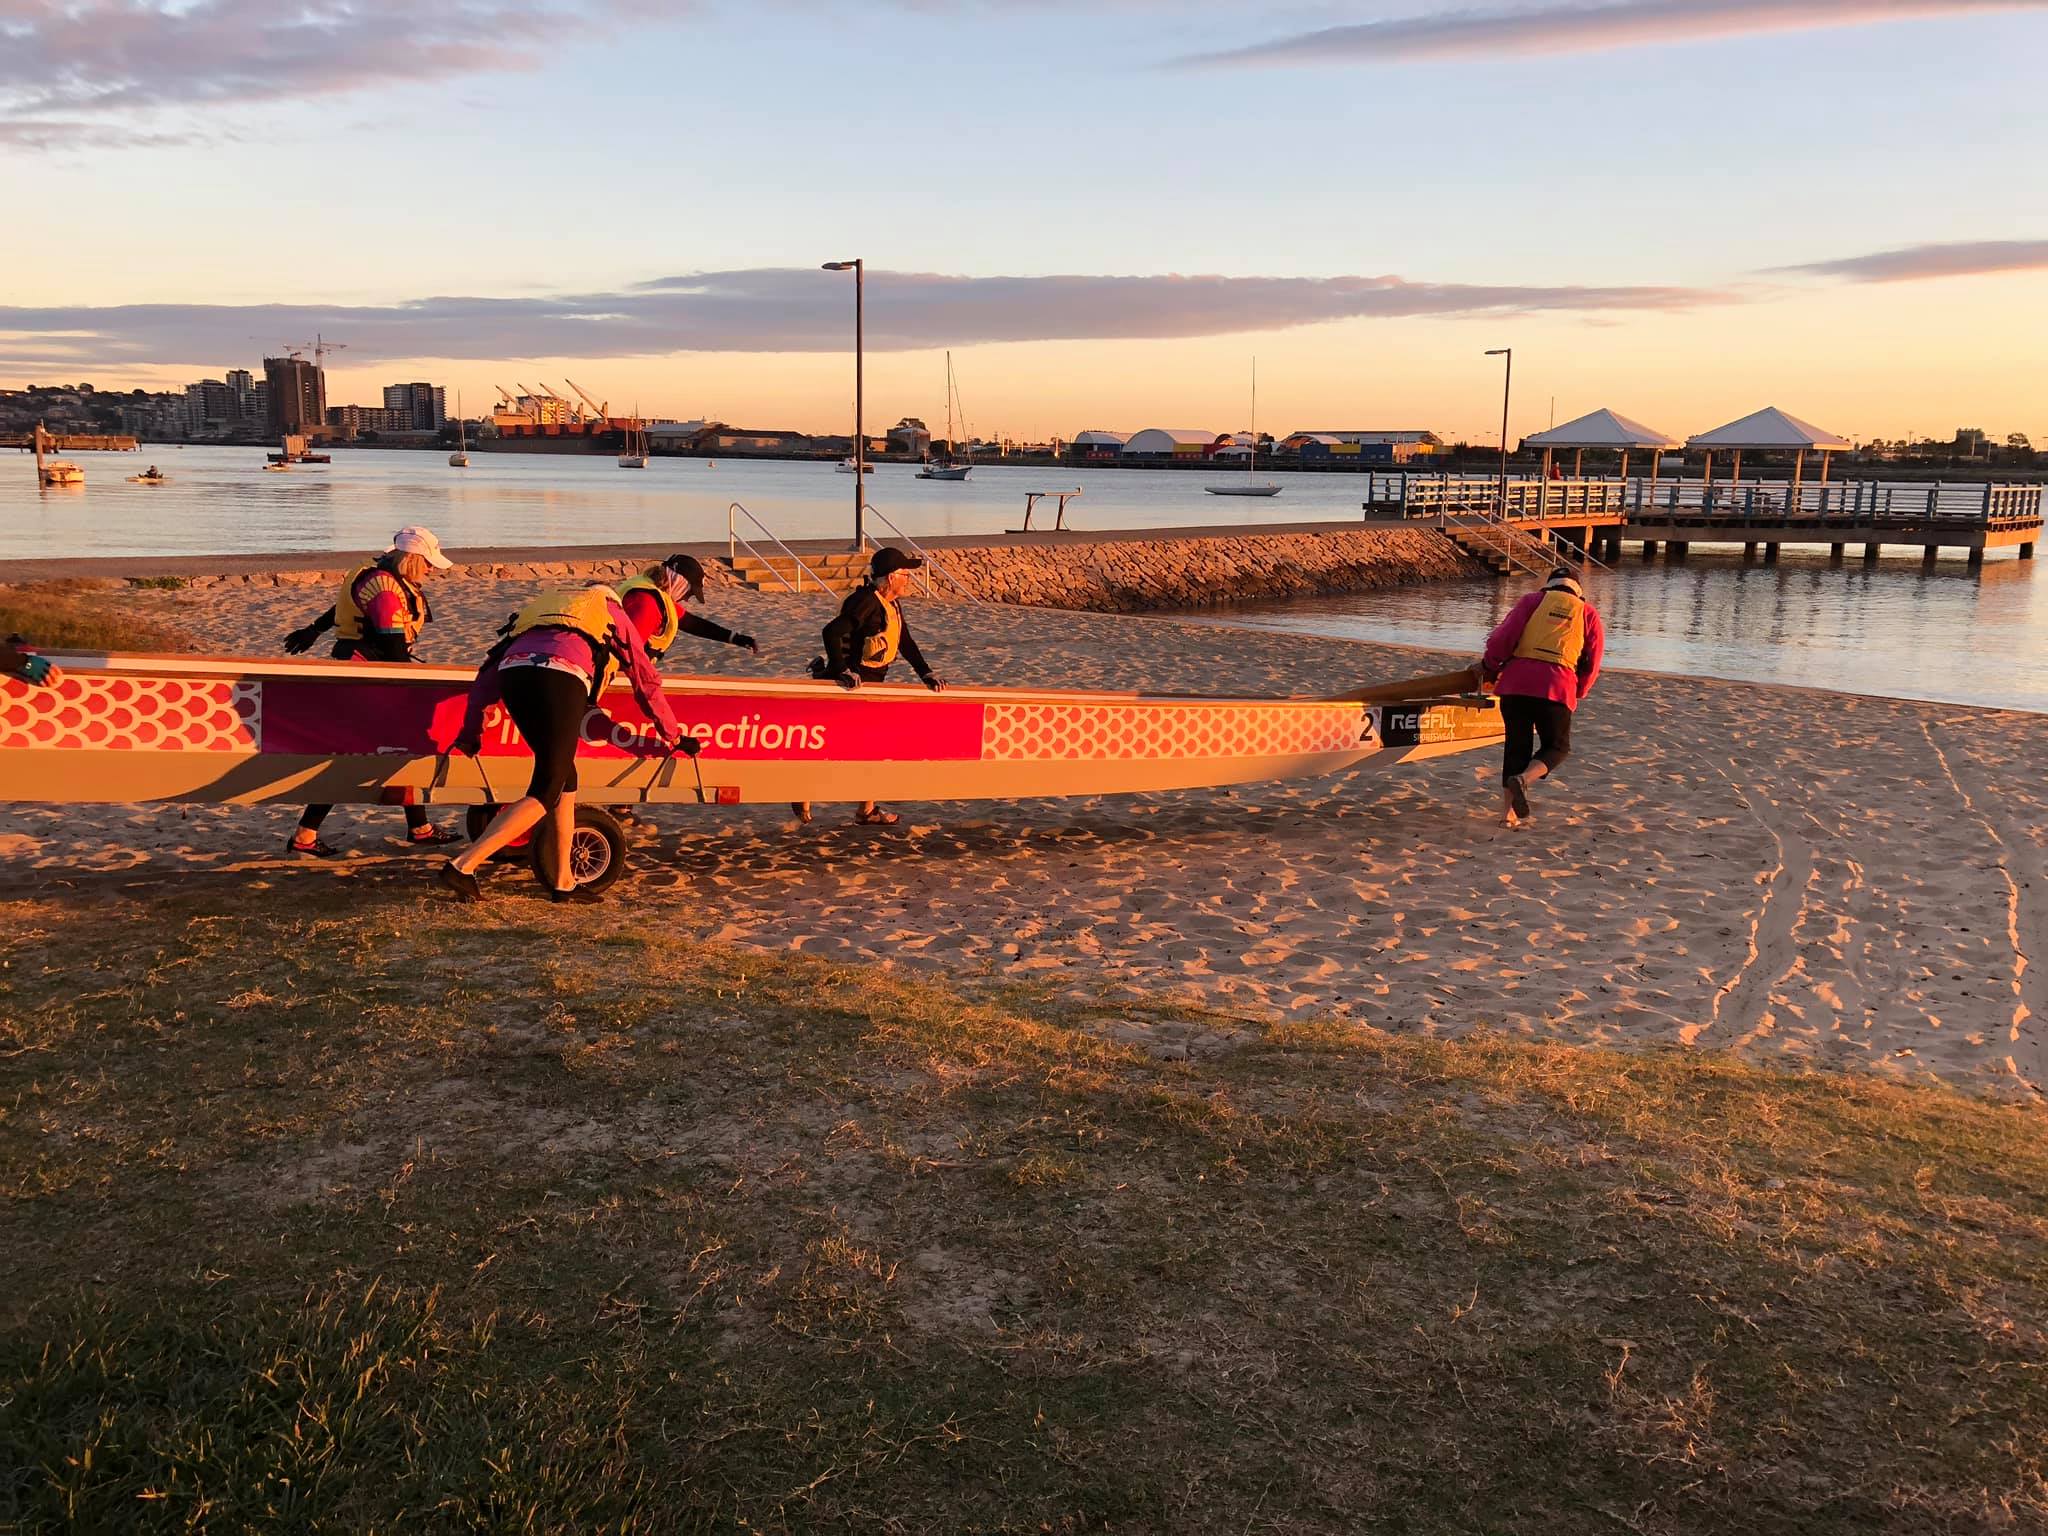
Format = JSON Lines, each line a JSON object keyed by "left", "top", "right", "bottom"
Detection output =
{"left": 392, "top": 525, "right": 453, "bottom": 569}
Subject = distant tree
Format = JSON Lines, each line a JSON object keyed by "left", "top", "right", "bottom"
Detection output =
{"left": 2008, "top": 432, "right": 2032, "bottom": 452}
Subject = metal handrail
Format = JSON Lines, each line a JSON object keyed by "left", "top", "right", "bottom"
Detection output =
{"left": 860, "top": 501, "right": 985, "bottom": 605}
{"left": 727, "top": 501, "right": 835, "bottom": 595}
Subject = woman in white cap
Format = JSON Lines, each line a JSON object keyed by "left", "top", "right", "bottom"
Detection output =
{"left": 281, "top": 525, "right": 462, "bottom": 856}
{"left": 1481, "top": 567, "right": 1605, "bottom": 827}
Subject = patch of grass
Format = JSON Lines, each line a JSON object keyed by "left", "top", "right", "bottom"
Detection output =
{"left": 0, "top": 580, "right": 197, "bottom": 652}
{"left": 123, "top": 575, "right": 189, "bottom": 590}
{"left": 3, "top": 880, "right": 2047, "bottom": 1532}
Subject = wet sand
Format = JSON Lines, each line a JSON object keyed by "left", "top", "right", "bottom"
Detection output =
{"left": 6, "top": 577, "right": 2046, "bottom": 1097}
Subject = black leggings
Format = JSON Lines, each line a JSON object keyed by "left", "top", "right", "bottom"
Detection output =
{"left": 501, "top": 665, "right": 589, "bottom": 809}
{"left": 1500, "top": 695, "right": 1573, "bottom": 782}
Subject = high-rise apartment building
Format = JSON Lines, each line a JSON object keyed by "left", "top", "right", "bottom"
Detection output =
{"left": 225, "top": 368, "right": 256, "bottom": 420}
{"left": 382, "top": 381, "right": 447, "bottom": 432}
{"left": 264, "top": 355, "right": 325, "bottom": 437}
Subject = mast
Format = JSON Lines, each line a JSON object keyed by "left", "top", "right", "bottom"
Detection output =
{"left": 1250, "top": 359, "right": 1257, "bottom": 479}
{"left": 945, "top": 350, "right": 955, "bottom": 459}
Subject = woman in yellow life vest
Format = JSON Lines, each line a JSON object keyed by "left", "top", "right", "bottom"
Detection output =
{"left": 280, "top": 525, "right": 460, "bottom": 857}
{"left": 438, "top": 583, "right": 687, "bottom": 904}
{"left": 615, "top": 555, "right": 758, "bottom": 665}
{"left": 1480, "top": 568, "right": 1606, "bottom": 827}
{"left": 800, "top": 545, "right": 946, "bottom": 826}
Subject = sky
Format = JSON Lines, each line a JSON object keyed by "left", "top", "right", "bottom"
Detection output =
{"left": 2, "top": 0, "right": 2046, "bottom": 444}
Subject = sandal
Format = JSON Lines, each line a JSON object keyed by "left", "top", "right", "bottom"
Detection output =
{"left": 1504, "top": 774, "right": 1531, "bottom": 821}
{"left": 287, "top": 835, "right": 342, "bottom": 859}
{"left": 854, "top": 806, "right": 901, "bottom": 826}
{"left": 406, "top": 824, "right": 463, "bottom": 847}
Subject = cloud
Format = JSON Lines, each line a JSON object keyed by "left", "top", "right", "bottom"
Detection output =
{"left": 1177, "top": 0, "right": 2048, "bottom": 67}
{"left": 1771, "top": 238, "right": 2048, "bottom": 284}
{"left": 0, "top": 266, "right": 1725, "bottom": 370}
{"left": 0, "top": 0, "right": 649, "bottom": 145}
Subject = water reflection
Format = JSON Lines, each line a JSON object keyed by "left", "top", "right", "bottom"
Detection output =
{"left": 1180, "top": 551, "right": 2048, "bottom": 714}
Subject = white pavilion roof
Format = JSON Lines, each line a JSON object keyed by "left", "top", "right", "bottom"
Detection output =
{"left": 1687, "top": 407, "right": 1852, "bottom": 452}
{"left": 1525, "top": 408, "right": 1681, "bottom": 451}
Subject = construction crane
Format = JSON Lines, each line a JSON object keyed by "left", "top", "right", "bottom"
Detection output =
{"left": 561, "top": 378, "right": 610, "bottom": 422}
{"left": 286, "top": 333, "right": 348, "bottom": 368}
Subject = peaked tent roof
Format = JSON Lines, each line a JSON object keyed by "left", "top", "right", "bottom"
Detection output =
{"left": 1687, "top": 407, "right": 1852, "bottom": 452}
{"left": 1525, "top": 408, "right": 1681, "bottom": 451}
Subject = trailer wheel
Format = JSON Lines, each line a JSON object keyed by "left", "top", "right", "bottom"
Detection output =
{"left": 529, "top": 805, "right": 628, "bottom": 894}
{"left": 464, "top": 804, "right": 528, "bottom": 863}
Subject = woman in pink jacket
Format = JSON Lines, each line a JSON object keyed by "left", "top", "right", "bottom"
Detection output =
{"left": 1481, "top": 568, "right": 1605, "bottom": 827}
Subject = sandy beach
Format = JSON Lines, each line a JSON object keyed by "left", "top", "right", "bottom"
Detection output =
{"left": 5, "top": 576, "right": 2045, "bottom": 1097}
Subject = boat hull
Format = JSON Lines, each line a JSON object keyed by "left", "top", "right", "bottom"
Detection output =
{"left": 1205, "top": 485, "right": 1283, "bottom": 497}
{"left": 1, "top": 654, "right": 1503, "bottom": 809}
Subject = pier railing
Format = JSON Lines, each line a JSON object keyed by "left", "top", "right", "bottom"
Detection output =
{"left": 1365, "top": 473, "right": 2043, "bottom": 528}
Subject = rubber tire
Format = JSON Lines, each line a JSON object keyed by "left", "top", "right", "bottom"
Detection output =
{"left": 529, "top": 804, "right": 628, "bottom": 895}
{"left": 464, "top": 804, "right": 529, "bottom": 864}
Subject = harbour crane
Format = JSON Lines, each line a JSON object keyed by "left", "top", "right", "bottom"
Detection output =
{"left": 495, "top": 385, "right": 519, "bottom": 407}
{"left": 561, "top": 378, "right": 611, "bottom": 422}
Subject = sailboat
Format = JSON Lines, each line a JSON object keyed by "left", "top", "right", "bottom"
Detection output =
{"left": 449, "top": 393, "right": 469, "bottom": 467}
{"left": 1205, "top": 360, "right": 1282, "bottom": 498}
{"left": 918, "top": 351, "right": 973, "bottom": 482}
{"left": 617, "top": 410, "right": 648, "bottom": 469}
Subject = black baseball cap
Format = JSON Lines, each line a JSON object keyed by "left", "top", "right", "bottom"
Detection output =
{"left": 661, "top": 553, "right": 706, "bottom": 601}
{"left": 870, "top": 546, "right": 925, "bottom": 579}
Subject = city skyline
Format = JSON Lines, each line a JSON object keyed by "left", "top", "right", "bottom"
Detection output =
{"left": 3, "top": 0, "right": 2045, "bottom": 440}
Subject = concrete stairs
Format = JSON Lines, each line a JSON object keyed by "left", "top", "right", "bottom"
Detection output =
{"left": 725, "top": 550, "right": 871, "bottom": 595}
{"left": 1442, "top": 525, "right": 1523, "bottom": 577}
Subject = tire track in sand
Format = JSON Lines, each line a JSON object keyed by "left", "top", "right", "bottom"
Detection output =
{"left": 1698, "top": 764, "right": 1814, "bottom": 1049}
{"left": 1918, "top": 720, "right": 2048, "bottom": 1095}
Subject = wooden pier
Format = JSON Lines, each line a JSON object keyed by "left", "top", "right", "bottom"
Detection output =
{"left": 4, "top": 432, "right": 139, "bottom": 452}
{"left": 1364, "top": 474, "right": 2042, "bottom": 572}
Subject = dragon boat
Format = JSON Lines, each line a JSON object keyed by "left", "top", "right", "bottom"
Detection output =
{"left": 1, "top": 654, "right": 1503, "bottom": 889}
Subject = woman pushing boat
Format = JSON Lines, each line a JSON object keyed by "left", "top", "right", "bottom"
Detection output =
{"left": 615, "top": 554, "right": 759, "bottom": 664}
{"left": 799, "top": 545, "right": 946, "bottom": 826}
{"left": 1481, "top": 567, "right": 1605, "bottom": 827}
{"left": 281, "top": 526, "right": 461, "bottom": 856}
{"left": 438, "top": 580, "right": 688, "bottom": 903}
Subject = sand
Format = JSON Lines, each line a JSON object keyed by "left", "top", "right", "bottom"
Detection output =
{"left": 5, "top": 576, "right": 2046, "bottom": 1098}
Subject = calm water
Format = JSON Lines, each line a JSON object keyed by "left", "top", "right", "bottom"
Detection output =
{"left": 4, "top": 445, "right": 1364, "bottom": 560}
{"left": 1181, "top": 552, "right": 2048, "bottom": 714}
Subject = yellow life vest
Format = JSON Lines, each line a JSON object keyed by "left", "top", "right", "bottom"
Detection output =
{"left": 508, "top": 585, "right": 624, "bottom": 695}
{"left": 615, "top": 572, "right": 681, "bottom": 656}
{"left": 334, "top": 561, "right": 427, "bottom": 645}
{"left": 861, "top": 594, "right": 903, "bottom": 670}
{"left": 1512, "top": 589, "right": 1587, "bottom": 669}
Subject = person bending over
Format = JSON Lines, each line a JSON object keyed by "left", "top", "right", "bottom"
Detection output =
{"left": 1, "top": 637, "right": 60, "bottom": 688}
{"left": 616, "top": 554, "right": 758, "bottom": 665}
{"left": 282, "top": 525, "right": 460, "bottom": 856}
{"left": 438, "top": 584, "right": 686, "bottom": 904}
{"left": 1481, "top": 567, "right": 1604, "bottom": 828}
{"left": 800, "top": 546, "right": 946, "bottom": 827}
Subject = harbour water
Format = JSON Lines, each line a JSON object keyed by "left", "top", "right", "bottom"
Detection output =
{"left": 1180, "top": 552, "right": 2048, "bottom": 715}
{"left": 3, "top": 445, "right": 1355, "bottom": 560}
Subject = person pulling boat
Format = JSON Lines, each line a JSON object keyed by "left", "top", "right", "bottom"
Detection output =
{"left": 281, "top": 526, "right": 462, "bottom": 856}
{"left": 439, "top": 582, "right": 689, "bottom": 903}
{"left": 615, "top": 555, "right": 759, "bottom": 663}
{"left": 1481, "top": 567, "right": 1605, "bottom": 827}
{"left": 800, "top": 545, "right": 946, "bottom": 827}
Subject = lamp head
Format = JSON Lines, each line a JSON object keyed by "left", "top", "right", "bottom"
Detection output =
{"left": 822, "top": 260, "right": 860, "bottom": 271}
{"left": 1485, "top": 348, "right": 1510, "bottom": 357}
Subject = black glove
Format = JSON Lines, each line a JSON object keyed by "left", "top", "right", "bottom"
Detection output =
{"left": 282, "top": 624, "right": 324, "bottom": 656}
{"left": 731, "top": 633, "right": 759, "bottom": 654}
{"left": 921, "top": 672, "right": 947, "bottom": 693}
{"left": 835, "top": 671, "right": 861, "bottom": 691}
{"left": 677, "top": 735, "right": 703, "bottom": 757}
{"left": 451, "top": 730, "right": 482, "bottom": 758}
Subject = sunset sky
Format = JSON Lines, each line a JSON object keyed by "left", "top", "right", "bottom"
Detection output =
{"left": 3, "top": 0, "right": 2046, "bottom": 443}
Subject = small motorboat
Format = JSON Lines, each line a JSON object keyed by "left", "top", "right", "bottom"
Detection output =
{"left": 261, "top": 462, "right": 292, "bottom": 474}
{"left": 835, "top": 458, "right": 872, "bottom": 474}
{"left": 448, "top": 452, "right": 469, "bottom": 468}
{"left": 39, "top": 461, "right": 84, "bottom": 488}
{"left": 917, "top": 459, "right": 971, "bottom": 482}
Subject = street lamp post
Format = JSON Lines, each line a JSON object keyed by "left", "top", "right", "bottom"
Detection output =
{"left": 823, "top": 259, "right": 865, "bottom": 549}
{"left": 1484, "top": 348, "right": 1512, "bottom": 517}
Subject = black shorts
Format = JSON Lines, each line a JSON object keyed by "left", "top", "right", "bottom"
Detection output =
{"left": 1500, "top": 694, "right": 1573, "bottom": 781}
{"left": 500, "top": 664, "right": 589, "bottom": 808}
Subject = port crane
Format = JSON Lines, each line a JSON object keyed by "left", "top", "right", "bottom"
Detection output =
{"left": 561, "top": 378, "right": 611, "bottom": 422}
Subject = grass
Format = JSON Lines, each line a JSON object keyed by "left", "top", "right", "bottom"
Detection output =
{"left": 4, "top": 877, "right": 2047, "bottom": 1532}
{"left": 0, "top": 580, "right": 197, "bottom": 652}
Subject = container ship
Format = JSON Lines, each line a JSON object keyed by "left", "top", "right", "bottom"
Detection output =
{"left": 483, "top": 381, "right": 639, "bottom": 454}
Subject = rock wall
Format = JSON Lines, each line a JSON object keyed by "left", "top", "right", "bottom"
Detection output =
{"left": 83, "top": 528, "right": 1479, "bottom": 611}
{"left": 924, "top": 528, "right": 1479, "bottom": 611}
